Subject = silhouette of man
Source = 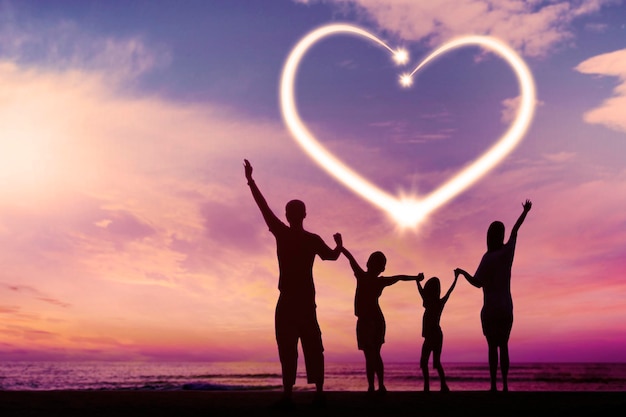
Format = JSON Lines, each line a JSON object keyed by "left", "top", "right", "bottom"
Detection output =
{"left": 244, "top": 159, "right": 342, "bottom": 407}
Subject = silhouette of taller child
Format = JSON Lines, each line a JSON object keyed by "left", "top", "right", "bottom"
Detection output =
{"left": 456, "top": 199, "right": 532, "bottom": 392}
{"left": 339, "top": 243, "right": 423, "bottom": 394}
{"left": 244, "top": 159, "right": 342, "bottom": 407}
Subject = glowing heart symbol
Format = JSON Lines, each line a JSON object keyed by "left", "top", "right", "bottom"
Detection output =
{"left": 280, "top": 24, "right": 536, "bottom": 229}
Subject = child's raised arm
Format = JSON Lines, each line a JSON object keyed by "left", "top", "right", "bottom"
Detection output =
{"left": 416, "top": 278, "right": 425, "bottom": 299}
{"left": 341, "top": 247, "right": 365, "bottom": 276}
{"left": 381, "top": 272, "right": 424, "bottom": 287}
{"left": 441, "top": 271, "right": 459, "bottom": 304}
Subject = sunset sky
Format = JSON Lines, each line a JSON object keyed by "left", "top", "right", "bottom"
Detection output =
{"left": 1, "top": 0, "right": 625, "bottom": 364}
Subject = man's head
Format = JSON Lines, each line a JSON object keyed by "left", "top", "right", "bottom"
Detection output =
{"left": 285, "top": 199, "right": 306, "bottom": 226}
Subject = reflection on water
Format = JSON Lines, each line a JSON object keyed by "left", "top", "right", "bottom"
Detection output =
{"left": 1, "top": 361, "right": 625, "bottom": 391}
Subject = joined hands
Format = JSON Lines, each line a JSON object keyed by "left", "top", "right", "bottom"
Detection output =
{"left": 333, "top": 233, "right": 343, "bottom": 249}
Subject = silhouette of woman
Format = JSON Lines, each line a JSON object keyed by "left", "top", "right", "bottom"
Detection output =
{"left": 456, "top": 199, "right": 532, "bottom": 392}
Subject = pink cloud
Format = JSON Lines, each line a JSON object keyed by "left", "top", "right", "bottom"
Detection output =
{"left": 575, "top": 48, "right": 626, "bottom": 133}
{"left": 0, "top": 4, "right": 170, "bottom": 81}
{"left": 317, "top": 0, "right": 617, "bottom": 56}
{"left": 0, "top": 49, "right": 302, "bottom": 360}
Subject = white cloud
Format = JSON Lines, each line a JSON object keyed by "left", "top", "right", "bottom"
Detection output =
{"left": 313, "top": 0, "right": 619, "bottom": 57}
{"left": 575, "top": 48, "right": 626, "bottom": 133}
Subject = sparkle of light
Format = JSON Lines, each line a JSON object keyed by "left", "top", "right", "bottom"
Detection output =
{"left": 399, "top": 73, "right": 413, "bottom": 87}
{"left": 393, "top": 48, "right": 409, "bottom": 65}
{"left": 280, "top": 24, "right": 536, "bottom": 229}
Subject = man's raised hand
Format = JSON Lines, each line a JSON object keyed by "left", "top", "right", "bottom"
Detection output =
{"left": 244, "top": 159, "right": 253, "bottom": 182}
{"left": 333, "top": 233, "right": 342, "bottom": 248}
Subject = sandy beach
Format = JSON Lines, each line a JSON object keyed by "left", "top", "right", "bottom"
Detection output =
{"left": 0, "top": 390, "right": 624, "bottom": 417}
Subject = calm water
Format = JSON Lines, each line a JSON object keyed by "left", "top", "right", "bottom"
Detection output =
{"left": 0, "top": 362, "right": 625, "bottom": 391}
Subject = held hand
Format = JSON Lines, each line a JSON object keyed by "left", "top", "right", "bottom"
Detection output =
{"left": 454, "top": 268, "right": 461, "bottom": 278}
{"left": 244, "top": 159, "right": 253, "bottom": 182}
{"left": 522, "top": 199, "right": 532, "bottom": 212}
{"left": 417, "top": 272, "right": 425, "bottom": 282}
{"left": 333, "top": 233, "right": 343, "bottom": 248}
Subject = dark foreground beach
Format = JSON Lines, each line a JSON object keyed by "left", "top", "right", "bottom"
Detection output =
{"left": 1, "top": 391, "right": 624, "bottom": 417}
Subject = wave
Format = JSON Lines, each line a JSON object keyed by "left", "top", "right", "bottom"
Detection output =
{"left": 188, "top": 373, "right": 281, "bottom": 379}
{"left": 181, "top": 383, "right": 282, "bottom": 391}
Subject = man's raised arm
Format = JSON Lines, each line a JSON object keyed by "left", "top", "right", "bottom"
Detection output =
{"left": 317, "top": 233, "right": 343, "bottom": 261}
{"left": 244, "top": 159, "right": 281, "bottom": 230}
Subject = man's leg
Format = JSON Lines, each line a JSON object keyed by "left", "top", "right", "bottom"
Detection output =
{"left": 275, "top": 302, "right": 298, "bottom": 401}
{"left": 301, "top": 326, "right": 324, "bottom": 388}
{"left": 301, "top": 310, "right": 325, "bottom": 405}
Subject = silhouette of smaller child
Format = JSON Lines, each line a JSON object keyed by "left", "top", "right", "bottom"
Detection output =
{"left": 340, "top": 245, "right": 423, "bottom": 394}
{"left": 416, "top": 271, "right": 459, "bottom": 392}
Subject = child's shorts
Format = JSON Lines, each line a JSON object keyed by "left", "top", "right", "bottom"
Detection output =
{"left": 356, "top": 317, "right": 385, "bottom": 350}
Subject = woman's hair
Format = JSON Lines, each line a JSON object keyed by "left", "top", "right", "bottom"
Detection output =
{"left": 487, "top": 221, "right": 505, "bottom": 252}
{"left": 423, "top": 277, "right": 441, "bottom": 306}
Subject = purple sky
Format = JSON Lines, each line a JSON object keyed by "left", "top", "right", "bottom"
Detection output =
{"left": 0, "top": 0, "right": 625, "bottom": 363}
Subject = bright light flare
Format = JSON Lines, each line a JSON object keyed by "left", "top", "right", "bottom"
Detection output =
{"left": 280, "top": 24, "right": 536, "bottom": 230}
{"left": 399, "top": 73, "right": 413, "bottom": 87}
{"left": 389, "top": 197, "right": 427, "bottom": 232}
{"left": 393, "top": 48, "right": 409, "bottom": 65}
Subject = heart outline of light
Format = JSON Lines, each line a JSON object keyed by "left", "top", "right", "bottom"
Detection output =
{"left": 280, "top": 23, "right": 536, "bottom": 229}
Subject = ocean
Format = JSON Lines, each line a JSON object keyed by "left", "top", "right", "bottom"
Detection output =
{"left": 0, "top": 362, "right": 625, "bottom": 391}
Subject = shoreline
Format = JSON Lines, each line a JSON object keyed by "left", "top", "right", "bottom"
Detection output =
{"left": 1, "top": 390, "right": 624, "bottom": 416}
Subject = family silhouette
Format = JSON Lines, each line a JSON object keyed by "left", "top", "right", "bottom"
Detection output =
{"left": 244, "top": 159, "right": 532, "bottom": 403}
